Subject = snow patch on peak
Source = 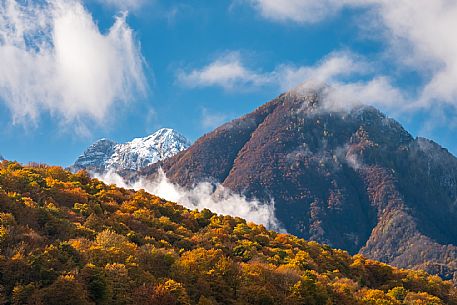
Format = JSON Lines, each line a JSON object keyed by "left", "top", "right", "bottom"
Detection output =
{"left": 71, "top": 128, "right": 191, "bottom": 173}
{"left": 71, "top": 139, "right": 117, "bottom": 172}
{"left": 106, "top": 128, "right": 191, "bottom": 171}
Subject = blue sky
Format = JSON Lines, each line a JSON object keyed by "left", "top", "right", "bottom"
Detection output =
{"left": 1, "top": 0, "right": 457, "bottom": 166}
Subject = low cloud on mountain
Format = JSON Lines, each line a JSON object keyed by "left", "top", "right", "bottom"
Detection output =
{"left": 96, "top": 169, "right": 285, "bottom": 232}
{"left": 244, "top": 0, "right": 457, "bottom": 112}
{"left": 178, "top": 51, "right": 405, "bottom": 113}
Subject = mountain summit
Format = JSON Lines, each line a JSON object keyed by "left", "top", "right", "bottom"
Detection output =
{"left": 142, "top": 92, "right": 457, "bottom": 281}
{"left": 71, "top": 128, "right": 191, "bottom": 173}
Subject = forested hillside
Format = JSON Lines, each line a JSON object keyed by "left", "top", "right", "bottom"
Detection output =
{"left": 1, "top": 161, "right": 456, "bottom": 305}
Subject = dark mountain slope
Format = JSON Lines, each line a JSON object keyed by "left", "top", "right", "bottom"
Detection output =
{"left": 143, "top": 92, "right": 457, "bottom": 281}
{"left": 158, "top": 98, "right": 281, "bottom": 186}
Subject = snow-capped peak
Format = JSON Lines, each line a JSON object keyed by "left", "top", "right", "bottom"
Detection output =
{"left": 71, "top": 128, "right": 191, "bottom": 173}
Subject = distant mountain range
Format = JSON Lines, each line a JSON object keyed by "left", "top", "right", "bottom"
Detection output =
{"left": 140, "top": 91, "right": 457, "bottom": 282}
{"left": 70, "top": 128, "right": 191, "bottom": 173}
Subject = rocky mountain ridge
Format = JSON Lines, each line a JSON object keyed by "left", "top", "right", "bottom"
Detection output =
{"left": 70, "top": 128, "right": 191, "bottom": 173}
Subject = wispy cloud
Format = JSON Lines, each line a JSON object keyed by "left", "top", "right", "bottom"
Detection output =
{"left": 373, "top": 0, "right": 457, "bottom": 109}
{"left": 243, "top": 0, "right": 457, "bottom": 112}
{"left": 177, "top": 52, "right": 272, "bottom": 91}
{"left": 178, "top": 51, "right": 365, "bottom": 91}
{"left": 282, "top": 54, "right": 407, "bottom": 112}
{"left": 97, "top": 169, "right": 285, "bottom": 232}
{"left": 275, "top": 52, "right": 369, "bottom": 91}
{"left": 0, "top": 0, "right": 147, "bottom": 127}
{"left": 94, "top": 0, "right": 149, "bottom": 11}
{"left": 244, "top": 0, "right": 365, "bottom": 24}
{"left": 201, "top": 108, "right": 229, "bottom": 130}
{"left": 319, "top": 77, "right": 407, "bottom": 112}
{"left": 178, "top": 50, "right": 405, "bottom": 111}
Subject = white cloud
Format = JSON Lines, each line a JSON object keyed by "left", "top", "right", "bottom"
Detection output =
{"left": 372, "top": 0, "right": 457, "bottom": 109}
{"left": 177, "top": 52, "right": 271, "bottom": 90}
{"left": 97, "top": 169, "right": 285, "bottom": 232}
{"left": 245, "top": 0, "right": 366, "bottom": 24}
{"left": 178, "top": 51, "right": 366, "bottom": 91}
{"left": 0, "top": 0, "right": 146, "bottom": 126}
{"left": 321, "top": 77, "right": 406, "bottom": 112}
{"left": 275, "top": 52, "right": 369, "bottom": 91}
{"left": 244, "top": 0, "right": 457, "bottom": 112}
{"left": 283, "top": 55, "right": 407, "bottom": 112}
{"left": 179, "top": 51, "right": 405, "bottom": 111}
{"left": 95, "top": 0, "right": 147, "bottom": 11}
{"left": 201, "top": 108, "right": 229, "bottom": 130}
